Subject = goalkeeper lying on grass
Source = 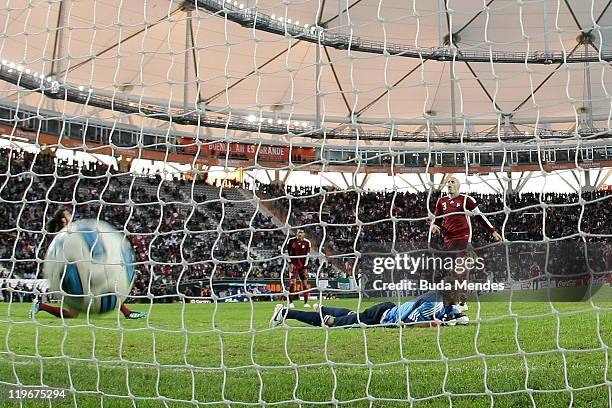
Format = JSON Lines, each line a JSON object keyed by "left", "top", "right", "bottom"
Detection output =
{"left": 270, "top": 290, "right": 469, "bottom": 328}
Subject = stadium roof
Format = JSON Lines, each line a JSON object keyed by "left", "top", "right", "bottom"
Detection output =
{"left": 1, "top": 0, "right": 612, "bottom": 138}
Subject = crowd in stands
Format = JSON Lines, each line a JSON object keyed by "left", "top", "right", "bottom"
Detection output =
{"left": 258, "top": 183, "right": 611, "bottom": 244}
{"left": 258, "top": 182, "right": 612, "bottom": 283}
{"left": 0, "top": 149, "right": 334, "bottom": 301}
{"left": 0, "top": 148, "right": 610, "bottom": 302}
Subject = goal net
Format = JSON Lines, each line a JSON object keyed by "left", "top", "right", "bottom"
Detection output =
{"left": 0, "top": 0, "right": 611, "bottom": 406}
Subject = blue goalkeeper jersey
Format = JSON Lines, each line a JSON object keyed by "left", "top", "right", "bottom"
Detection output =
{"left": 380, "top": 291, "right": 460, "bottom": 324}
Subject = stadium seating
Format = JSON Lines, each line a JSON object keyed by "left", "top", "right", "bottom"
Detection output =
{"left": 0, "top": 148, "right": 609, "bottom": 300}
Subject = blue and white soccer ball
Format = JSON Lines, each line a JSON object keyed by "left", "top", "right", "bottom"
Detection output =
{"left": 43, "top": 219, "right": 136, "bottom": 314}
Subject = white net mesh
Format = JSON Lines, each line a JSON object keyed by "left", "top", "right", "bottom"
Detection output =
{"left": 0, "top": 0, "right": 611, "bottom": 406}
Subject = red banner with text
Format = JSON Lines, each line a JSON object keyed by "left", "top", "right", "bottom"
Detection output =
{"left": 178, "top": 138, "right": 316, "bottom": 162}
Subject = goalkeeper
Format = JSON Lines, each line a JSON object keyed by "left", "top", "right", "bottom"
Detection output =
{"left": 269, "top": 290, "right": 468, "bottom": 328}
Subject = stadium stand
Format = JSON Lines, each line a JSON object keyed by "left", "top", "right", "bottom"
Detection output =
{"left": 1, "top": 148, "right": 610, "bottom": 302}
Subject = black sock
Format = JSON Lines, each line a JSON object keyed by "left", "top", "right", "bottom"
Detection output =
{"left": 286, "top": 309, "right": 323, "bottom": 326}
{"left": 320, "top": 306, "right": 352, "bottom": 317}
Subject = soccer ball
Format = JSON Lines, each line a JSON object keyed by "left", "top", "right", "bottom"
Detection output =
{"left": 43, "top": 219, "right": 136, "bottom": 314}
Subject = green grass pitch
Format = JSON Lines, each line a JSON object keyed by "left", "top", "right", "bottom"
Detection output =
{"left": 0, "top": 288, "right": 611, "bottom": 407}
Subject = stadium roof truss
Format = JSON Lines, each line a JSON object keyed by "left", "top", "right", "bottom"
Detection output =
{"left": 0, "top": 0, "right": 611, "bottom": 144}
